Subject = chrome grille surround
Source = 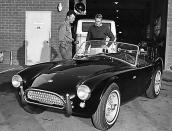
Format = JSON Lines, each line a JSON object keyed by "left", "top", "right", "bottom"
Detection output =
{"left": 25, "top": 89, "right": 65, "bottom": 109}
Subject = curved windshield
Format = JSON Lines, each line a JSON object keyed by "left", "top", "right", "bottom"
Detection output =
{"left": 73, "top": 40, "right": 139, "bottom": 66}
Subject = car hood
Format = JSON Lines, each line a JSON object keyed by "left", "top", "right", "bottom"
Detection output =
{"left": 30, "top": 57, "right": 132, "bottom": 95}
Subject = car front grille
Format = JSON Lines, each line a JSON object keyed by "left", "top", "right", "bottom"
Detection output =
{"left": 26, "top": 89, "right": 65, "bottom": 109}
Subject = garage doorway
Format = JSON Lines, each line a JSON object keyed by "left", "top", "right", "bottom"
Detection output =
{"left": 25, "top": 11, "right": 51, "bottom": 65}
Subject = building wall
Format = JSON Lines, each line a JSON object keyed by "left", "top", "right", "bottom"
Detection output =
{"left": 0, "top": 0, "right": 69, "bottom": 65}
{"left": 165, "top": 0, "right": 172, "bottom": 70}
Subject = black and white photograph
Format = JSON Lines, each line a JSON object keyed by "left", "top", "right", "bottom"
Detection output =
{"left": 0, "top": 0, "right": 172, "bottom": 131}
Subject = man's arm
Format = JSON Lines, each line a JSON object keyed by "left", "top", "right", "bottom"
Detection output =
{"left": 86, "top": 27, "right": 92, "bottom": 41}
{"left": 105, "top": 27, "right": 116, "bottom": 47}
{"left": 105, "top": 27, "right": 115, "bottom": 41}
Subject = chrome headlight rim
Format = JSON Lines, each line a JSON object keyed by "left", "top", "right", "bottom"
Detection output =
{"left": 12, "top": 75, "right": 23, "bottom": 88}
{"left": 77, "top": 85, "right": 91, "bottom": 101}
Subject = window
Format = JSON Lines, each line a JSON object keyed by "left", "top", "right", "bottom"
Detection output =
{"left": 82, "top": 22, "right": 111, "bottom": 32}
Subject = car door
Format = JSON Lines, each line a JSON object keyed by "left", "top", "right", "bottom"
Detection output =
{"left": 135, "top": 65, "right": 153, "bottom": 95}
{"left": 117, "top": 69, "right": 141, "bottom": 102}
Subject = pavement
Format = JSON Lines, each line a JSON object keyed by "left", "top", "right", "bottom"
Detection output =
{"left": 0, "top": 64, "right": 172, "bottom": 131}
{"left": 0, "top": 64, "right": 23, "bottom": 73}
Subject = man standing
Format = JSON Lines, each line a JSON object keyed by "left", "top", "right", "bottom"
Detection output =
{"left": 84, "top": 14, "right": 116, "bottom": 54}
{"left": 86, "top": 14, "right": 116, "bottom": 48}
{"left": 58, "top": 10, "right": 76, "bottom": 60}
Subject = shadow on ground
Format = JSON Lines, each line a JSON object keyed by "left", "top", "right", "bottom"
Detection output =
{"left": 0, "top": 82, "right": 16, "bottom": 93}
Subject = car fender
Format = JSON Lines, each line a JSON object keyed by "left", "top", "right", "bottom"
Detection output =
{"left": 87, "top": 75, "right": 119, "bottom": 115}
{"left": 150, "top": 57, "right": 163, "bottom": 79}
{"left": 18, "top": 62, "right": 54, "bottom": 88}
{"left": 144, "top": 57, "right": 163, "bottom": 90}
{"left": 154, "top": 57, "right": 163, "bottom": 71}
{"left": 99, "top": 76, "right": 119, "bottom": 101}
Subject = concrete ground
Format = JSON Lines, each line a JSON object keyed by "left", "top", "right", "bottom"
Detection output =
{"left": 0, "top": 67, "right": 172, "bottom": 131}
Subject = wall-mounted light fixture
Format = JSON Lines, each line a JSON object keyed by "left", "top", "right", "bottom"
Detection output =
{"left": 74, "top": 0, "right": 86, "bottom": 15}
{"left": 57, "top": 3, "right": 63, "bottom": 12}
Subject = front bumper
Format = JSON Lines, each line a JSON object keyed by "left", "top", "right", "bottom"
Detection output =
{"left": 22, "top": 88, "right": 73, "bottom": 116}
{"left": 65, "top": 94, "right": 72, "bottom": 116}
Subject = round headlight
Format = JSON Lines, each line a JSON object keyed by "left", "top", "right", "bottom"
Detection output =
{"left": 12, "top": 75, "right": 23, "bottom": 88}
{"left": 77, "top": 85, "right": 91, "bottom": 101}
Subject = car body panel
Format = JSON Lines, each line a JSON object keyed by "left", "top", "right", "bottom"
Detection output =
{"left": 13, "top": 41, "right": 163, "bottom": 117}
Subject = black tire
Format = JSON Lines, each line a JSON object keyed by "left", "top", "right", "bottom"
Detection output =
{"left": 91, "top": 83, "right": 120, "bottom": 131}
{"left": 146, "top": 68, "right": 162, "bottom": 98}
{"left": 17, "top": 91, "right": 45, "bottom": 114}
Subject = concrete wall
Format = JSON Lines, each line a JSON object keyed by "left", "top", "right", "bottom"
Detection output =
{"left": 0, "top": 0, "right": 69, "bottom": 65}
{"left": 165, "top": 0, "right": 172, "bottom": 70}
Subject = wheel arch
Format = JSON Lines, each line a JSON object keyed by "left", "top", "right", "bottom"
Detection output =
{"left": 88, "top": 76, "right": 120, "bottom": 115}
{"left": 146, "top": 59, "right": 163, "bottom": 98}
{"left": 99, "top": 79, "right": 120, "bottom": 101}
{"left": 154, "top": 57, "right": 163, "bottom": 71}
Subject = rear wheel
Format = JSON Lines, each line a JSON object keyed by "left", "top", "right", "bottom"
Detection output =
{"left": 91, "top": 83, "right": 120, "bottom": 130}
{"left": 146, "top": 68, "right": 162, "bottom": 98}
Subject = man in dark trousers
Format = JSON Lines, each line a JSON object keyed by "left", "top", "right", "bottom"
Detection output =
{"left": 58, "top": 10, "right": 76, "bottom": 60}
{"left": 86, "top": 14, "right": 116, "bottom": 51}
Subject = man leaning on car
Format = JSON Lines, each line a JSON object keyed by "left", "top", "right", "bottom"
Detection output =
{"left": 86, "top": 14, "right": 116, "bottom": 50}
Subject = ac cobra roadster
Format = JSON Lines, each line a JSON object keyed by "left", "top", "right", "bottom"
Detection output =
{"left": 12, "top": 40, "right": 163, "bottom": 131}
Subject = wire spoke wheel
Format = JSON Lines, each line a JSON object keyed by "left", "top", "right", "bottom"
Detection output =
{"left": 154, "top": 70, "right": 161, "bottom": 95}
{"left": 92, "top": 84, "right": 120, "bottom": 130}
{"left": 105, "top": 90, "right": 120, "bottom": 124}
{"left": 146, "top": 68, "right": 162, "bottom": 98}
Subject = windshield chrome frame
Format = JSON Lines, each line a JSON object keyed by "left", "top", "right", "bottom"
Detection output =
{"left": 73, "top": 40, "right": 139, "bottom": 67}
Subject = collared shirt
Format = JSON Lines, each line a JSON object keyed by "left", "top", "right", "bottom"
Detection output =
{"left": 58, "top": 21, "right": 73, "bottom": 43}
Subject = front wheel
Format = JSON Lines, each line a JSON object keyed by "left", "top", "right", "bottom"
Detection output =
{"left": 146, "top": 68, "right": 162, "bottom": 98}
{"left": 91, "top": 83, "right": 121, "bottom": 130}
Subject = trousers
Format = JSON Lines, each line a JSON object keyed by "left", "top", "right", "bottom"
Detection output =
{"left": 59, "top": 41, "right": 72, "bottom": 60}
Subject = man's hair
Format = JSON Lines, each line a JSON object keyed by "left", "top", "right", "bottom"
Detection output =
{"left": 95, "top": 14, "right": 103, "bottom": 19}
{"left": 66, "top": 10, "right": 76, "bottom": 17}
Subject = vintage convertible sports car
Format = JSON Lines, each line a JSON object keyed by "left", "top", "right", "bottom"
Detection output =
{"left": 12, "top": 40, "right": 163, "bottom": 131}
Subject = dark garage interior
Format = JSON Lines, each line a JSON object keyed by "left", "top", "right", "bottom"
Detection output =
{"left": 70, "top": 0, "right": 168, "bottom": 63}
{"left": 0, "top": 0, "right": 170, "bottom": 69}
